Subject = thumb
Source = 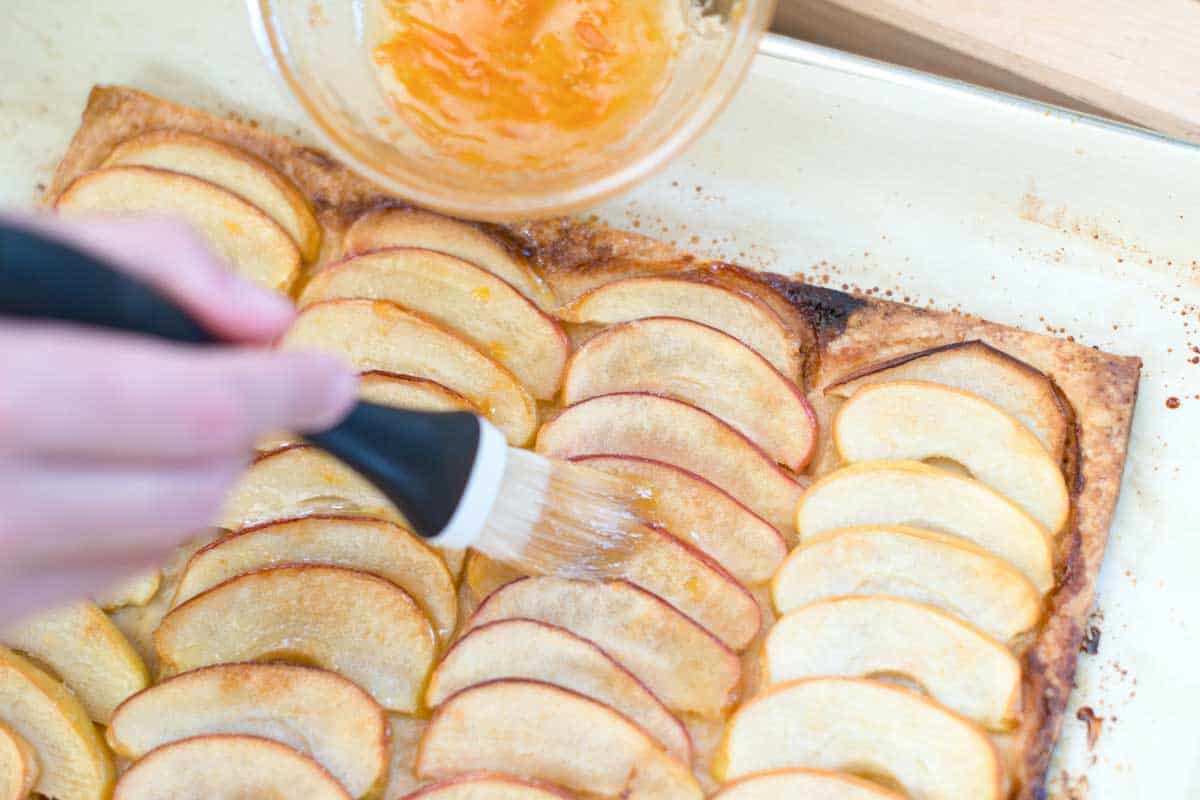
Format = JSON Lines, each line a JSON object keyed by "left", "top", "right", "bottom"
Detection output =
{"left": 206, "top": 349, "right": 361, "bottom": 444}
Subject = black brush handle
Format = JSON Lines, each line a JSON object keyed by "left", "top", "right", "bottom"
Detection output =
{"left": 0, "top": 223, "right": 481, "bottom": 539}
{"left": 306, "top": 404, "right": 479, "bottom": 537}
{"left": 0, "top": 224, "right": 214, "bottom": 343}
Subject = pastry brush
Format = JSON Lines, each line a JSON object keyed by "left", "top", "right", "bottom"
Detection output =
{"left": 0, "top": 222, "right": 646, "bottom": 577}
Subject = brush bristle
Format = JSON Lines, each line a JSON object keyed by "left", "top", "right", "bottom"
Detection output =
{"left": 474, "top": 448, "right": 648, "bottom": 579}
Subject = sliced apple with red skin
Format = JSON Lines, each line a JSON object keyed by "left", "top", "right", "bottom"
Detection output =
{"left": 468, "top": 577, "right": 740, "bottom": 717}
{"left": 217, "top": 445, "right": 406, "bottom": 530}
{"left": 218, "top": 452, "right": 469, "bottom": 583}
{"left": 714, "top": 677, "right": 1000, "bottom": 800}
{"left": 4, "top": 601, "right": 149, "bottom": 724}
{"left": 108, "top": 663, "right": 387, "bottom": 798}
{"left": 562, "top": 318, "right": 815, "bottom": 469}
{"left": 577, "top": 456, "right": 786, "bottom": 585}
{"left": 772, "top": 526, "right": 1041, "bottom": 642}
{"left": 173, "top": 515, "right": 457, "bottom": 641}
{"left": 403, "top": 775, "right": 573, "bottom": 800}
{"left": 361, "top": 371, "right": 477, "bottom": 413}
{"left": 0, "top": 647, "right": 114, "bottom": 800}
{"left": 103, "top": 130, "right": 322, "bottom": 262}
{"left": 299, "top": 249, "right": 569, "bottom": 399}
{"left": 713, "top": 769, "right": 905, "bottom": 800}
{"left": 426, "top": 619, "right": 692, "bottom": 764}
{"left": 764, "top": 596, "right": 1021, "bottom": 730}
{"left": 417, "top": 680, "right": 702, "bottom": 800}
{"left": 154, "top": 565, "right": 436, "bottom": 712}
{"left": 556, "top": 275, "right": 801, "bottom": 379}
{"left": 462, "top": 544, "right": 756, "bottom": 641}
{"left": 622, "top": 525, "right": 760, "bottom": 651}
{"left": 797, "top": 461, "right": 1054, "bottom": 593}
{"left": 0, "top": 722, "right": 37, "bottom": 800}
{"left": 826, "top": 341, "right": 1069, "bottom": 463}
{"left": 56, "top": 166, "right": 301, "bottom": 292}
{"left": 284, "top": 299, "right": 536, "bottom": 445}
{"left": 344, "top": 207, "right": 554, "bottom": 307}
{"left": 834, "top": 381, "right": 1069, "bottom": 535}
{"left": 112, "top": 735, "right": 351, "bottom": 800}
{"left": 537, "top": 393, "right": 803, "bottom": 535}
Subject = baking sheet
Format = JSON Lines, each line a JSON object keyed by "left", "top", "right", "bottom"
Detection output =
{"left": 3, "top": 4, "right": 1200, "bottom": 797}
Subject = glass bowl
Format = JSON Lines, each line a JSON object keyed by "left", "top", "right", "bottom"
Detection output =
{"left": 250, "top": 0, "right": 776, "bottom": 221}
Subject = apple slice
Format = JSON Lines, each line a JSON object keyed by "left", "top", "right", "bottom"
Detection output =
{"left": 714, "top": 678, "right": 1000, "bottom": 800}
{"left": 4, "top": 601, "right": 149, "bottom": 724}
{"left": 284, "top": 300, "right": 537, "bottom": 445}
{"left": 426, "top": 619, "right": 692, "bottom": 763}
{"left": 0, "top": 647, "right": 113, "bottom": 800}
{"left": 713, "top": 769, "right": 905, "bottom": 800}
{"left": 343, "top": 207, "right": 554, "bottom": 307}
{"left": 93, "top": 569, "right": 161, "bottom": 611}
{"left": 468, "top": 578, "right": 740, "bottom": 717}
{"left": 556, "top": 275, "right": 801, "bottom": 379}
{"left": 623, "top": 525, "right": 760, "bottom": 651}
{"left": 459, "top": 521, "right": 760, "bottom": 652}
{"left": 108, "top": 663, "right": 386, "bottom": 798}
{"left": 417, "top": 680, "right": 702, "bottom": 800}
{"left": 174, "top": 515, "right": 457, "bottom": 641}
{"left": 764, "top": 596, "right": 1021, "bottom": 730}
{"left": 217, "top": 445, "right": 406, "bottom": 530}
{"left": 562, "top": 318, "right": 815, "bottom": 469}
{"left": 300, "top": 249, "right": 568, "bottom": 399}
{"left": 361, "top": 371, "right": 476, "bottom": 413}
{"left": 55, "top": 166, "right": 301, "bottom": 292}
{"left": 577, "top": 456, "right": 786, "bottom": 585}
{"left": 537, "top": 393, "right": 803, "bottom": 535}
{"left": 797, "top": 461, "right": 1054, "bottom": 593}
{"left": 154, "top": 565, "right": 436, "bottom": 712}
{"left": 592, "top": 459, "right": 788, "bottom": 585}
{"left": 404, "top": 775, "right": 572, "bottom": 799}
{"left": 103, "top": 130, "right": 322, "bottom": 262}
{"left": 834, "top": 381, "right": 1069, "bottom": 535}
{"left": 825, "top": 341, "right": 1069, "bottom": 463}
{"left": 772, "top": 526, "right": 1041, "bottom": 642}
{"left": 0, "top": 722, "right": 37, "bottom": 800}
{"left": 112, "top": 735, "right": 351, "bottom": 800}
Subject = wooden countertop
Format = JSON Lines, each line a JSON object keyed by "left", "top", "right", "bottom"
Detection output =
{"left": 772, "top": 0, "right": 1200, "bottom": 144}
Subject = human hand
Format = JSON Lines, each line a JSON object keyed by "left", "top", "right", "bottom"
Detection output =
{"left": 0, "top": 214, "right": 358, "bottom": 621}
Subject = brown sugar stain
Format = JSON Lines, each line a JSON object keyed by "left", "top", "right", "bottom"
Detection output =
{"left": 1051, "top": 772, "right": 1090, "bottom": 800}
{"left": 1075, "top": 706, "right": 1104, "bottom": 751}
{"left": 1018, "top": 183, "right": 1192, "bottom": 280}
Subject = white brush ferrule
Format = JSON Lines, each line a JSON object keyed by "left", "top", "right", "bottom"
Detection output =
{"left": 427, "top": 417, "right": 508, "bottom": 550}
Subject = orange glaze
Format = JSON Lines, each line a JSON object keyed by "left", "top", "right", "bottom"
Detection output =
{"left": 373, "top": 0, "right": 682, "bottom": 170}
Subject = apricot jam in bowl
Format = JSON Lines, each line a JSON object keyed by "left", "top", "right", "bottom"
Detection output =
{"left": 251, "top": 0, "right": 775, "bottom": 220}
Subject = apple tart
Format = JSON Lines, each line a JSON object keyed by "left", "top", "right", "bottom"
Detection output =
{"left": 0, "top": 86, "right": 1138, "bottom": 800}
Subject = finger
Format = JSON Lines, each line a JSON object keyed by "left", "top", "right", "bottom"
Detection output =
{"left": 0, "top": 324, "right": 358, "bottom": 459}
{"left": 0, "top": 563, "right": 160, "bottom": 626}
{"left": 0, "top": 455, "right": 242, "bottom": 566}
{"left": 1, "top": 212, "right": 296, "bottom": 343}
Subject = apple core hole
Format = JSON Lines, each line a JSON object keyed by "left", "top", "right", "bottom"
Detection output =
{"left": 838, "top": 763, "right": 908, "bottom": 795}
{"left": 254, "top": 650, "right": 323, "bottom": 669}
{"left": 863, "top": 670, "right": 930, "bottom": 699}
{"left": 296, "top": 495, "right": 364, "bottom": 515}
{"left": 922, "top": 456, "right": 973, "bottom": 478}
